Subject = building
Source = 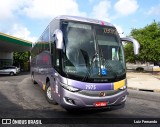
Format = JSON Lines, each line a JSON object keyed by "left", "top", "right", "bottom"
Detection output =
{"left": 0, "top": 32, "right": 32, "bottom": 69}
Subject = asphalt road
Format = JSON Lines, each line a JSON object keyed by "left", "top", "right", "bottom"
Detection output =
{"left": 0, "top": 73, "right": 160, "bottom": 126}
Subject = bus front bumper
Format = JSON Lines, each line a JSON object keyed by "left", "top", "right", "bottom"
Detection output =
{"left": 59, "top": 87, "right": 127, "bottom": 109}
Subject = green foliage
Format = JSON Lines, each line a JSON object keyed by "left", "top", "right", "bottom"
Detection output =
{"left": 124, "top": 43, "right": 134, "bottom": 63}
{"left": 13, "top": 52, "right": 29, "bottom": 65}
{"left": 124, "top": 21, "right": 160, "bottom": 63}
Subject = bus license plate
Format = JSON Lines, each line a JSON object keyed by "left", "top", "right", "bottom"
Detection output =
{"left": 94, "top": 102, "right": 107, "bottom": 107}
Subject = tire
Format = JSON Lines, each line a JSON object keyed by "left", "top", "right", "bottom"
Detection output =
{"left": 10, "top": 72, "right": 14, "bottom": 76}
{"left": 31, "top": 73, "right": 37, "bottom": 84}
{"left": 45, "top": 81, "right": 57, "bottom": 105}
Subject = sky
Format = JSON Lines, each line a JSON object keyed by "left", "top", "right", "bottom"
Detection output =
{"left": 0, "top": 0, "right": 160, "bottom": 43}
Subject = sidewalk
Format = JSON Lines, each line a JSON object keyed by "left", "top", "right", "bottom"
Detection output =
{"left": 127, "top": 72, "right": 160, "bottom": 93}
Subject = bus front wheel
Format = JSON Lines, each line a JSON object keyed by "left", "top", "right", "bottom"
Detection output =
{"left": 45, "top": 82, "right": 57, "bottom": 105}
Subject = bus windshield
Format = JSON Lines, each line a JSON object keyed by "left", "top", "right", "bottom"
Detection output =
{"left": 62, "top": 21, "right": 126, "bottom": 82}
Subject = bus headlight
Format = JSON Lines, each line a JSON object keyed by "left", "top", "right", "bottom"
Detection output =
{"left": 119, "top": 79, "right": 127, "bottom": 90}
{"left": 61, "top": 83, "right": 79, "bottom": 92}
{"left": 119, "top": 85, "right": 127, "bottom": 90}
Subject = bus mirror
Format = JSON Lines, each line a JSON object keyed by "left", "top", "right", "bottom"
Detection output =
{"left": 121, "top": 37, "right": 140, "bottom": 55}
{"left": 53, "top": 29, "right": 63, "bottom": 49}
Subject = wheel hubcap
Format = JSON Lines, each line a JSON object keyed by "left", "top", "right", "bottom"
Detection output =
{"left": 47, "top": 86, "right": 52, "bottom": 100}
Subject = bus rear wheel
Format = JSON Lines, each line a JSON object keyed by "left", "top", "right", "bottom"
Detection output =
{"left": 45, "top": 82, "right": 57, "bottom": 105}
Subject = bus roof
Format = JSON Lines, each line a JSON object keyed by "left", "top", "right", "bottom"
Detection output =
{"left": 54, "top": 15, "right": 115, "bottom": 27}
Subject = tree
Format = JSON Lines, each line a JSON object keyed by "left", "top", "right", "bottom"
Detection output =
{"left": 13, "top": 51, "right": 30, "bottom": 69}
{"left": 124, "top": 43, "right": 135, "bottom": 63}
{"left": 124, "top": 21, "right": 160, "bottom": 63}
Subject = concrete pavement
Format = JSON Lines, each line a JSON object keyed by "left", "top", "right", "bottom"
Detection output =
{"left": 127, "top": 72, "right": 160, "bottom": 93}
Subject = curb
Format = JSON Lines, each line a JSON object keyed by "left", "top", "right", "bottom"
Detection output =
{"left": 128, "top": 87, "right": 160, "bottom": 93}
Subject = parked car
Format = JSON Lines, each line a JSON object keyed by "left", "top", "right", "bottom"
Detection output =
{"left": 0, "top": 66, "right": 20, "bottom": 76}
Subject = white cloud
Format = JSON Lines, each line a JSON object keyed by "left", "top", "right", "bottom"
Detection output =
{"left": 88, "top": 0, "right": 95, "bottom": 3}
{"left": 0, "top": 0, "right": 30, "bottom": 21}
{"left": 114, "top": 0, "right": 139, "bottom": 16}
{"left": 0, "top": 0, "right": 34, "bottom": 40}
{"left": 114, "top": 25, "right": 126, "bottom": 37}
{"left": 148, "top": 5, "right": 160, "bottom": 15}
{"left": 115, "top": 25, "right": 123, "bottom": 34}
{"left": 0, "top": 1, "right": 14, "bottom": 20}
{"left": 0, "top": 0, "right": 85, "bottom": 43}
{"left": 0, "top": 0, "right": 86, "bottom": 20}
{"left": 8, "top": 24, "right": 37, "bottom": 42}
{"left": 22, "top": 0, "right": 86, "bottom": 19}
{"left": 91, "top": 0, "right": 111, "bottom": 22}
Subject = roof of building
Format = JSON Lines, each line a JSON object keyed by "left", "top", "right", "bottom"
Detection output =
{"left": 0, "top": 32, "right": 32, "bottom": 52}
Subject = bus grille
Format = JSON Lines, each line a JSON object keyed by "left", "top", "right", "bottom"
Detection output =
{"left": 78, "top": 90, "right": 121, "bottom": 97}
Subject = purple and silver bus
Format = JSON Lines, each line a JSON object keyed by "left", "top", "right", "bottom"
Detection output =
{"left": 31, "top": 15, "right": 140, "bottom": 111}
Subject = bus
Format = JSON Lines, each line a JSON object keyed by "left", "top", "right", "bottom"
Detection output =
{"left": 31, "top": 15, "right": 140, "bottom": 111}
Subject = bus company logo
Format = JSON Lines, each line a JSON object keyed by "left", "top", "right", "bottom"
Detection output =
{"left": 2, "top": 119, "right": 11, "bottom": 124}
{"left": 99, "top": 91, "right": 105, "bottom": 97}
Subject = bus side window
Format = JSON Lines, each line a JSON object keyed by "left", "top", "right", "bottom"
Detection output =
{"left": 51, "top": 42, "right": 60, "bottom": 72}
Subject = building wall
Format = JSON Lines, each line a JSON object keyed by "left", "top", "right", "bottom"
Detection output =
{"left": 0, "top": 51, "right": 13, "bottom": 67}
{"left": 0, "top": 51, "right": 13, "bottom": 59}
